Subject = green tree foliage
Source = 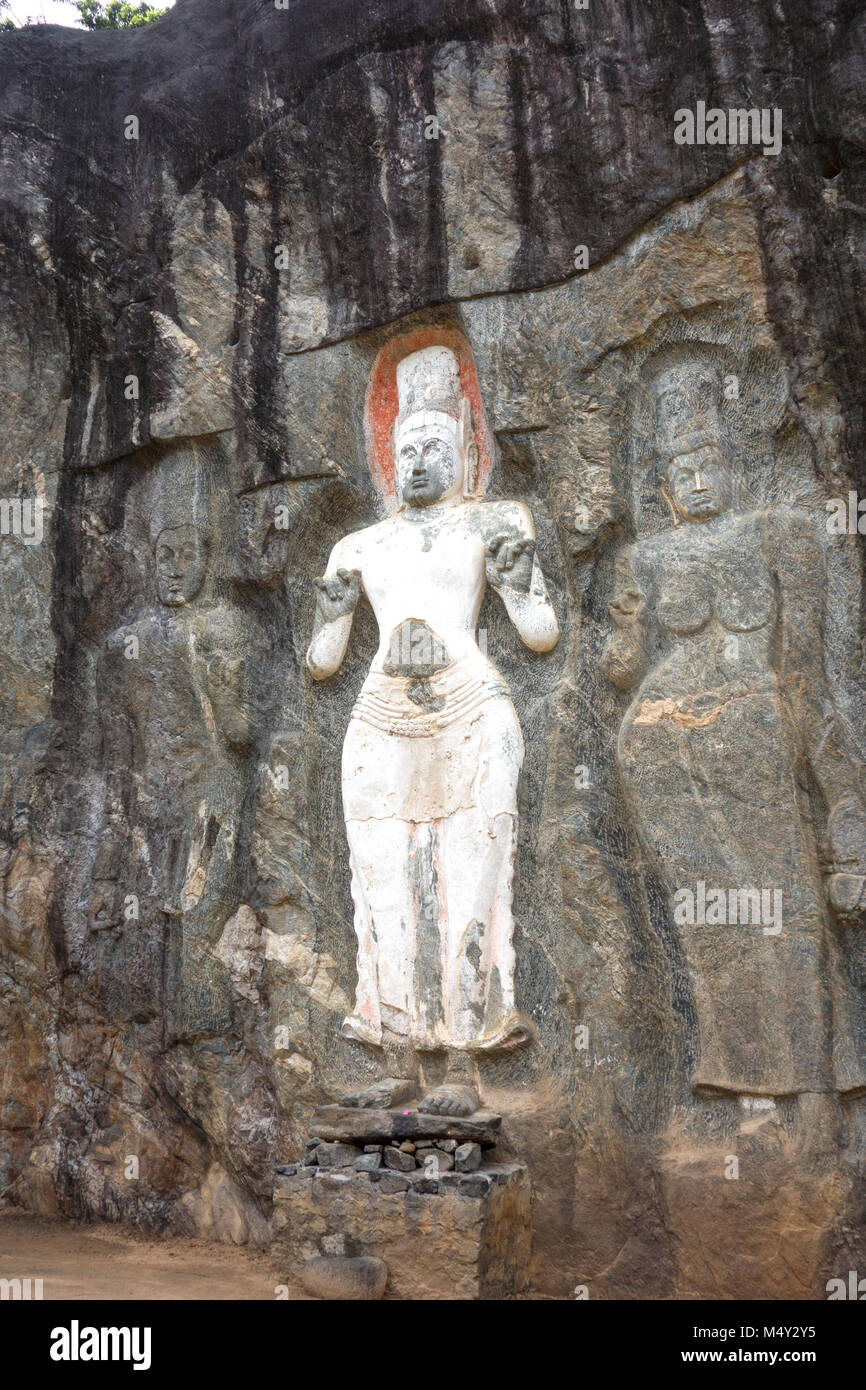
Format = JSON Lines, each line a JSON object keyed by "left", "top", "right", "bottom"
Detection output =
{"left": 0, "top": 2, "right": 171, "bottom": 31}
{"left": 69, "top": 1, "right": 170, "bottom": 28}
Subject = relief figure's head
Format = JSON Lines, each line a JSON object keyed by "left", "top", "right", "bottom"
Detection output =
{"left": 394, "top": 345, "right": 477, "bottom": 509}
{"left": 663, "top": 443, "right": 734, "bottom": 523}
{"left": 645, "top": 350, "right": 734, "bottom": 525}
{"left": 154, "top": 523, "right": 208, "bottom": 605}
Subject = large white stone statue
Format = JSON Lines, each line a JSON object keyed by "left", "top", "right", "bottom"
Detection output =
{"left": 306, "top": 344, "right": 559, "bottom": 1107}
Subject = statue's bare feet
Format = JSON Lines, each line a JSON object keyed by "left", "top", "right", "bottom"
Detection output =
{"left": 418, "top": 1084, "right": 479, "bottom": 1117}
{"left": 339, "top": 1077, "right": 416, "bottom": 1110}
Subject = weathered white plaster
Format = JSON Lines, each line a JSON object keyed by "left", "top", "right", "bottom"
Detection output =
{"left": 307, "top": 345, "right": 559, "bottom": 1052}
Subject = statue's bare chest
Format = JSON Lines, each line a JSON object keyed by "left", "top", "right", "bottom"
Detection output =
{"left": 360, "top": 517, "right": 486, "bottom": 609}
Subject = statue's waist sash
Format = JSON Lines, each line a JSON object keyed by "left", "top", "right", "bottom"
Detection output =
{"left": 342, "top": 658, "right": 522, "bottom": 822}
{"left": 350, "top": 656, "right": 510, "bottom": 737}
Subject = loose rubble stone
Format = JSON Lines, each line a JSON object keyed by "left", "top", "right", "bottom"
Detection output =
{"left": 420, "top": 1150, "right": 454, "bottom": 1174}
{"left": 383, "top": 1147, "right": 416, "bottom": 1172}
{"left": 300, "top": 1255, "right": 388, "bottom": 1301}
{"left": 316, "top": 1142, "right": 361, "bottom": 1169}
{"left": 455, "top": 1143, "right": 482, "bottom": 1172}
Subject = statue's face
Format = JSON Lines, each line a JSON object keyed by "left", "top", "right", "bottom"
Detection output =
{"left": 664, "top": 446, "right": 733, "bottom": 523}
{"left": 396, "top": 420, "right": 464, "bottom": 508}
{"left": 154, "top": 525, "right": 207, "bottom": 605}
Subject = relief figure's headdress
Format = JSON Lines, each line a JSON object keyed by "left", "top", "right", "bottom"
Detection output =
{"left": 643, "top": 349, "right": 723, "bottom": 461}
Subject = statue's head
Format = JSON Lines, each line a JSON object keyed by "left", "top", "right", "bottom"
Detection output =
{"left": 154, "top": 523, "right": 208, "bottom": 605}
{"left": 645, "top": 350, "right": 734, "bottom": 524}
{"left": 394, "top": 345, "right": 477, "bottom": 508}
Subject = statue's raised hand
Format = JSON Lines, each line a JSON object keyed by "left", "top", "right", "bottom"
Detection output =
{"left": 314, "top": 568, "right": 361, "bottom": 624}
{"left": 609, "top": 586, "right": 647, "bottom": 629}
{"left": 486, "top": 533, "right": 535, "bottom": 594}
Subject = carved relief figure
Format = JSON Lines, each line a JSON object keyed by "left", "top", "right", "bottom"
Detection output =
{"left": 92, "top": 509, "right": 252, "bottom": 1033}
{"left": 306, "top": 344, "right": 559, "bottom": 1109}
{"left": 603, "top": 348, "right": 866, "bottom": 1131}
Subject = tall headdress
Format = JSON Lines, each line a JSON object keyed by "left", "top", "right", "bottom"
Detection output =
{"left": 643, "top": 348, "right": 722, "bottom": 461}
{"left": 145, "top": 442, "right": 214, "bottom": 547}
{"left": 395, "top": 345, "right": 477, "bottom": 498}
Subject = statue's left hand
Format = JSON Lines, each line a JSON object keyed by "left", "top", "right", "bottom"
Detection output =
{"left": 486, "top": 534, "right": 535, "bottom": 594}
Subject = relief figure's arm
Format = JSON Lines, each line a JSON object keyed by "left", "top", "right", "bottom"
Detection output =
{"left": 601, "top": 546, "right": 649, "bottom": 692}
{"left": 306, "top": 539, "right": 362, "bottom": 680}
{"left": 90, "top": 642, "right": 134, "bottom": 929}
{"left": 485, "top": 504, "right": 560, "bottom": 653}
{"left": 771, "top": 510, "right": 866, "bottom": 918}
{"left": 772, "top": 512, "right": 863, "bottom": 798}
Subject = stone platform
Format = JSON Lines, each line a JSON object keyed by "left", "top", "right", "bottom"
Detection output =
{"left": 307, "top": 1103, "right": 501, "bottom": 1148}
{"left": 272, "top": 1105, "right": 530, "bottom": 1299}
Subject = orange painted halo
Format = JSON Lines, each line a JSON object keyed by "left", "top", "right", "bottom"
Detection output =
{"left": 364, "top": 327, "right": 493, "bottom": 510}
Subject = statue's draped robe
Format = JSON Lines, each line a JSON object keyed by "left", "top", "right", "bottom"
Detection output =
{"left": 340, "top": 647, "right": 526, "bottom": 1051}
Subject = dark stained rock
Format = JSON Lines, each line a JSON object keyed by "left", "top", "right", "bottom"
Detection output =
{"left": 454, "top": 1142, "right": 482, "bottom": 1172}
{"left": 315, "top": 1142, "right": 362, "bottom": 1170}
{"left": 382, "top": 1147, "right": 416, "bottom": 1173}
{"left": 376, "top": 1175, "right": 411, "bottom": 1195}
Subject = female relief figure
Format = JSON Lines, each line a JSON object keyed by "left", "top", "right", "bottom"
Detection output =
{"left": 603, "top": 350, "right": 866, "bottom": 1128}
{"left": 307, "top": 345, "right": 558, "bottom": 1104}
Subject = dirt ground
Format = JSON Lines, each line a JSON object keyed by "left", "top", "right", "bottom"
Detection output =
{"left": 0, "top": 1206, "right": 279, "bottom": 1300}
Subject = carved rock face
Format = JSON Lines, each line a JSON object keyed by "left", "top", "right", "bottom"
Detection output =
{"left": 1, "top": 0, "right": 866, "bottom": 1304}
{"left": 153, "top": 525, "right": 208, "bottom": 606}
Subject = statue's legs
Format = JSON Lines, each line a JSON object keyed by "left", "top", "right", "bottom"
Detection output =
{"left": 343, "top": 806, "right": 525, "bottom": 1053}
{"left": 343, "top": 815, "right": 415, "bottom": 1047}
{"left": 438, "top": 806, "right": 520, "bottom": 1048}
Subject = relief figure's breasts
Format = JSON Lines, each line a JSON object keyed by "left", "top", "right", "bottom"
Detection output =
{"left": 357, "top": 511, "right": 488, "bottom": 672}
{"left": 634, "top": 515, "right": 777, "bottom": 698}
